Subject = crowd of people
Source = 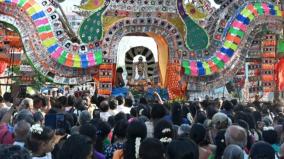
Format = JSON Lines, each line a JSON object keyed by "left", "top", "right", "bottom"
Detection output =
{"left": 0, "top": 91, "right": 284, "bottom": 159}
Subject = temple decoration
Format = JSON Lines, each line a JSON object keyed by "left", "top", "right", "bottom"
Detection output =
{"left": 0, "top": 0, "right": 283, "bottom": 99}
{"left": 0, "top": 61, "right": 7, "bottom": 74}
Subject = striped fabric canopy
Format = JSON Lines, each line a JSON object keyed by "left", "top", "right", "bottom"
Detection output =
{"left": 0, "top": 0, "right": 103, "bottom": 69}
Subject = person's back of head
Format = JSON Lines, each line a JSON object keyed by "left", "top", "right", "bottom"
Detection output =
{"left": 201, "top": 99, "right": 210, "bottom": 109}
{"left": 134, "top": 105, "right": 150, "bottom": 118}
{"left": 59, "top": 134, "right": 93, "bottom": 159}
{"left": 225, "top": 125, "right": 247, "bottom": 149}
{"left": 124, "top": 119, "right": 147, "bottom": 159}
{"left": 223, "top": 144, "right": 244, "bottom": 159}
{"left": 15, "top": 109, "right": 34, "bottom": 125}
{"left": 212, "top": 112, "right": 231, "bottom": 130}
{"left": 67, "top": 95, "right": 76, "bottom": 107}
{"left": 125, "top": 97, "right": 133, "bottom": 108}
{"left": 206, "top": 105, "right": 218, "bottom": 119}
{"left": 244, "top": 112, "right": 256, "bottom": 130}
{"left": 114, "top": 112, "right": 127, "bottom": 122}
{"left": 171, "top": 102, "right": 183, "bottom": 126}
{"left": 14, "top": 120, "right": 31, "bottom": 141}
{"left": 236, "top": 120, "right": 249, "bottom": 131}
{"left": 139, "top": 97, "right": 148, "bottom": 105}
{"left": 151, "top": 104, "right": 167, "bottom": 120}
{"left": 19, "top": 98, "right": 33, "bottom": 110}
{"left": 3, "top": 92, "right": 12, "bottom": 103}
{"left": 32, "top": 95, "right": 44, "bottom": 109}
{"left": 112, "top": 119, "right": 128, "bottom": 143}
{"left": 109, "top": 98, "right": 118, "bottom": 110}
{"left": 96, "top": 96, "right": 105, "bottom": 107}
{"left": 262, "top": 129, "right": 278, "bottom": 145}
{"left": 25, "top": 125, "right": 55, "bottom": 154}
{"left": 79, "top": 123, "right": 97, "bottom": 144}
{"left": 189, "top": 123, "right": 206, "bottom": 145}
{"left": 91, "top": 120, "right": 111, "bottom": 153}
{"left": 99, "top": 100, "right": 110, "bottom": 112}
{"left": 79, "top": 110, "right": 91, "bottom": 125}
{"left": 178, "top": 124, "right": 191, "bottom": 137}
{"left": 167, "top": 138, "right": 199, "bottom": 159}
{"left": 57, "top": 96, "right": 68, "bottom": 108}
{"left": 222, "top": 100, "right": 234, "bottom": 111}
{"left": 72, "top": 98, "right": 82, "bottom": 109}
{"left": 139, "top": 138, "right": 166, "bottom": 159}
{"left": 154, "top": 119, "right": 174, "bottom": 145}
{"left": 33, "top": 111, "right": 43, "bottom": 123}
{"left": 194, "top": 111, "right": 207, "bottom": 124}
{"left": 116, "top": 96, "right": 125, "bottom": 106}
{"left": 0, "top": 145, "right": 31, "bottom": 159}
{"left": 231, "top": 99, "right": 238, "bottom": 106}
{"left": 250, "top": 141, "right": 275, "bottom": 159}
{"left": 127, "top": 119, "right": 147, "bottom": 139}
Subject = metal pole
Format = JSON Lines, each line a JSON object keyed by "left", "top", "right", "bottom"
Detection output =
{"left": 10, "top": 48, "right": 15, "bottom": 93}
{"left": 5, "top": 42, "right": 11, "bottom": 92}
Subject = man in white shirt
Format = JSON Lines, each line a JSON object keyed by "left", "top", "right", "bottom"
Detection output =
{"left": 116, "top": 96, "right": 130, "bottom": 114}
{"left": 13, "top": 120, "right": 31, "bottom": 148}
{"left": 99, "top": 100, "right": 112, "bottom": 122}
{"left": 2, "top": 92, "right": 12, "bottom": 109}
{"left": 108, "top": 97, "right": 119, "bottom": 116}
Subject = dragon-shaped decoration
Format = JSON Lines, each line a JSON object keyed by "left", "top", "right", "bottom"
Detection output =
{"left": 0, "top": 0, "right": 283, "bottom": 97}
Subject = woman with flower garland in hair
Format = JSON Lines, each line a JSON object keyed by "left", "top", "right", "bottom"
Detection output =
{"left": 213, "top": 130, "right": 227, "bottom": 159}
{"left": 153, "top": 119, "right": 174, "bottom": 146}
{"left": 112, "top": 119, "right": 147, "bottom": 159}
{"left": 25, "top": 124, "right": 56, "bottom": 159}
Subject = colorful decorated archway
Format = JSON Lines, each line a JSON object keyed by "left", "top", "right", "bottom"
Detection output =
{"left": 0, "top": 0, "right": 283, "bottom": 98}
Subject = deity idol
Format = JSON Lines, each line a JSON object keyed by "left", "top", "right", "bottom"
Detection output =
{"left": 132, "top": 56, "right": 148, "bottom": 81}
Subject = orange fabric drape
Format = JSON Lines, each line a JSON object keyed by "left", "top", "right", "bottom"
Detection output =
{"left": 275, "top": 58, "right": 284, "bottom": 91}
{"left": 0, "top": 61, "right": 7, "bottom": 74}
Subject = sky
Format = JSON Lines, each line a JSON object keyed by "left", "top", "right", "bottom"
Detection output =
{"left": 61, "top": 0, "right": 220, "bottom": 14}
